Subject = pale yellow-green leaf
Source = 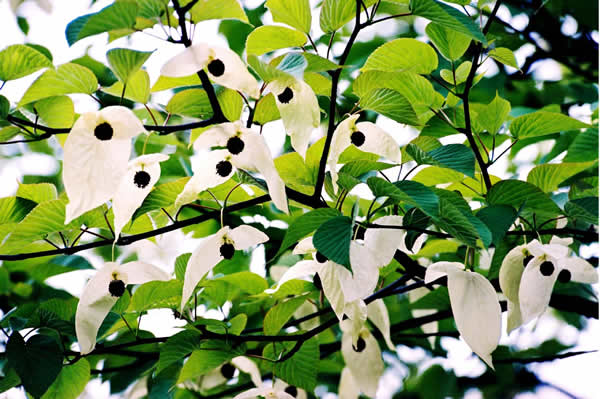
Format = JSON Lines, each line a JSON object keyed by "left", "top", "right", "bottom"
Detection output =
{"left": 246, "top": 26, "right": 307, "bottom": 55}
{"left": 190, "top": 0, "right": 248, "bottom": 23}
{"left": 0, "top": 44, "right": 52, "bottom": 81}
{"left": 104, "top": 69, "right": 150, "bottom": 103}
{"left": 363, "top": 38, "right": 438, "bottom": 75}
{"left": 425, "top": 22, "right": 471, "bottom": 61}
{"left": 489, "top": 47, "right": 519, "bottom": 70}
{"left": 266, "top": 0, "right": 312, "bottom": 33}
{"left": 33, "top": 96, "right": 74, "bottom": 129}
{"left": 527, "top": 162, "right": 596, "bottom": 193}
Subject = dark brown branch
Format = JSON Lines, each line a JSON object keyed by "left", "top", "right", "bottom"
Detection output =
{"left": 495, "top": 350, "right": 596, "bottom": 365}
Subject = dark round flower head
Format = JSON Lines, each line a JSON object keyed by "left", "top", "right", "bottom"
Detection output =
{"left": 133, "top": 170, "right": 151, "bottom": 188}
{"left": 207, "top": 59, "right": 225, "bottom": 77}
{"left": 522, "top": 255, "right": 534, "bottom": 268}
{"left": 227, "top": 136, "right": 245, "bottom": 155}
{"left": 557, "top": 269, "right": 571, "bottom": 283}
{"left": 94, "top": 122, "right": 113, "bottom": 141}
{"left": 220, "top": 363, "right": 236, "bottom": 379}
{"left": 312, "top": 274, "right": 322, "bottom": 290}
{"left": 315, "top": 251, "right": 328, "bottom": 264}
{"left": 350, "top": 131, "right": 366, "bottom": 147}
{"left": 108, "top": 279, "right": 126, "bottom": 297}
{"left": 277, "top": 87, "right": 294, "bottom": 104}
{"left": 220, "top": 243, "right": 235, "bottom": 259}
{"left": 539, "top": 261, "right": 555, "bottom": 276}
{"left": 216, "top": 160, "right": 233, "bottom": 177}
{"left": 353, "top": 337, "right": 366, "bottom": 352}
{"left": 284, "top": 386, "right": 298, "bottom": 398}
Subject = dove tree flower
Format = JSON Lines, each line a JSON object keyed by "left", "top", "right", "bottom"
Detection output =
{"left": 63, "top": 106, "right": 147, "bottom": 223}
{"left": 175, "top": 121, "right": 289, "bottom": 213}
{"left": 424, "top": 262, "right": 502, "bottom": 369}
{"left": 112, "top": 153, "right": 169, "bottom": 240}
{"left": 194, "top": 356, "right": 263, "bottom": 393}
{"left": 267, "top": 77, "right": 320, "bottom": 158}
{"left": 161, "top": 43, "right": 260, "bottom": 98}
{"left": 181, "top": 225, "right": 269, "bottom": 312}
{"left": 75, "top": 261, "right": 170, "bottom": 355}
{"left": 327, "top": 114, "right": 401, "bottom": 192}
{"left": 500, "top": 237, "right": 598, "bottom": 331}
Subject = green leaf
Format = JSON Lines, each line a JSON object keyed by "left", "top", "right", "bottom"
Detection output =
{"left": 266, "top": 0, "right": 312, "bottom": 33}
{"left": 128, "top": 280, "right": 182, "bottom": 312}
{"left": 527, "top": 162, "right": 596, "bottom": 193}
{"left": 472, "top": 92, "right": 510, "bottom": 134}
{"left": 71, "top": 53, "right": 117, "bottom": 87}
{"left": 0, "top": 197, "right": 37, "bottom": 224}
{"left": 41, "top": 359, "right": 89, "bottom": 399}
{"left": 30, "top": 255, "right": 95, "bottom": 281}
{"left": 190, "top": 0, "right": 249, "bottom": 23}
{"left": 413, "top": 166, "right": 464, "bottom": 186}
{"left": 103, "top": 69, "right": 150, "bottom": 104}
{"left": 275, "top": 152, "right": 314, "bottom": 194}
{"left": 368, "top": 178, "right": 440, "bottom": 216}
{"left": 406, "top": 143, "right": 475, "bottom": 177}
{"left": 0, "top": 44, "right": 52, "bottom": 81}
{"left": 434, "top": 198, "right": 479, "bottom": 247}
{"left": 410, "top": 0, "right": 486, "bottom": 43}
{"left": 277, "top": 208, "right": 341, "bottom": 256}
{"left": 106, "top": 48, "right": 153, "bottom": 84}
{"left": 151, "top": 74, "right": 200, "bottom": 92}
{"left": 489, "top": 47, "right": 519, "bottom": 69}
{"left": 6, "top": 332, "right": 63, "bottom": 398}
{"left": 564, "top": 197, "right": 598, "bottom": 223}
{"left": 304, "top": 71, "right": 332, "bottom": 96}
{"left": 246, "top": 26, "right": 307, "bottom": 55}
{"left": 264, "top": 295, "right": 308, "bottom": 335}
{"left": 157, "top": 330, "right": 202, "bottom": 373}
{"left": 487, "top": 180, "right": 561, "bottom": 219}
{"left": 564, "top": 128, "right": 599, "bottom": 162}
{"left": 33, "top": 96, "right": 75, "bottom": 129}
{"left": 363, "top": 38, "right": 438, "bottom": 75}
{"left": 209, "top": 272, "right": 269, "bottom": 295}
{"left": 134, "top": 177, "right": 190, "bottom": 220}
{"left": 509, "top": 111, "right": 590, "bottom": 139}
{"left": 0, "top": 94, "right": 9, "bottom": 118}
{"left": 360, "top": 88, "right": 420, "bottom": 126}
{"left": 313, "top": 216, "right": 353, "bottom": 267}
{"left": 440, "top": 60, "right": 471, "bottom": 85}
{"left": 65, "top": 1, "right": 138, "bottom": 46}
{"left": 254, "top": 93, "right": 281, "bottom": 125}
{"left": 476, "top": 205, "right": 517, "bottom": 245}
{"left": 0, "top": 368, "right": 20, "bottom": 394}
{"left": 425, "top": 22, "right": 471, "bottom": 61}
{"left": 263, "top": 337, "right": 319, "bottom": 392}
{"left": 166, "top": 88, "right": 212, "bottom": 118}
{"left": 218, "top": 88, "right": 244, "bottom": 121}
{"left": 177, "top": 341, "right": 243, "bottom": 383}
{"left": 19, "top": 63, "right": 98, "bottom": 106}
{"left": 320, "top": 0, "right": 356, "bottom": 32}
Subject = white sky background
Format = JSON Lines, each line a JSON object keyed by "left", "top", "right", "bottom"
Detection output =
{"left": 0, "top": 0, "right": 598, "bottom": 398}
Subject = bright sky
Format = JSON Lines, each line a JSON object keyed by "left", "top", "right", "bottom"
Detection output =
{"left": 0, "top": 1, "right": 598, "bottom": 398}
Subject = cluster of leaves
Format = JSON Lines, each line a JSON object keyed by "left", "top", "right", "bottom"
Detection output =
{"left": 0, "top": 0, "right": 597, "bottom": 398}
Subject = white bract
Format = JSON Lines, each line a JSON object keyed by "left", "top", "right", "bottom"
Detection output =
{"left": 75, "top": 261, "right": 170, "bottom": 355}
{"left": 181, "top": 225, "right": 269, "bottom": 312}
{"left": 425, "top": 261, "right": 501, "bottom": 369}
{"left": 500, "top": 237, "right": 598, "bottom": 331}
{"left": 161, "top": 43, "right": 260, "bottom": 98}
{"left": 340, "top": 319, "right": 384, "bottom": 398}
{"left": 267, "top": 78, "right": 320, "bottom": 158}
{"left": 175, "top": 121, "right": 289, "bottom": 213}
{"left": 328, "top": 114, "right": 401, "bottom": 193}
{"left": 112, "top": 153, "right": 169, "bottom": 240}
{"left": 63, "top": 106, "right": 146, "bottom": 223}
{"left": 198, "top": 356, "right": 263, "bottom": 392}
{"left": 231, "top": 372, "right": 298, "bottom": 399}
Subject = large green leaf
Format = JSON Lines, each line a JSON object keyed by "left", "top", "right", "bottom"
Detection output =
{"left": 320, "top": 0, "right": 356, "bottom": 32}
{"left": 360, "top": 88, "right": 420, "bottom": 126}
{"left": 106, "top": 48, "right": 153, "bottom": 84}
{"left": 0, "top": 44, "right": 52, "bottom": 81}
{"left": 425, "top": 22, "right": 471, "bottom": 61}
{"left": 434, "top": 190, "right": 491, "bottom": 247}
{"left": 277, "top": 208, "right": 341, "bottom": 256}
{"left": 246, "top": 26, "right": 307, "bottom": 55}
{"left": 266, "top": 0, "right": 312, "bottom": 33}
{"left": 157, "top": 330, "right": 202, "bottom": 373}
{"left": 476, "top": 205, "right": 517, "bottom": 246}
{"left": 264, "top": 295, "right": 308, "bottom": 335}
{"left": 166, "top": 88, "right": 212, "bottom": 117}
{"left": 6, "top": 333, "right": 62, "bottom": 398}
{"left": 128, "top": 280, "right": 182, "bottom": 312}
{"left": 564, "top": 128, "right": 598, "bottom": 162}
{"left": 177, "top": 341, "right": 243, "bottom": 383}
{"left": 410, "top": 0, "right": 486, "bottom": 43}
{"left": 367, "top": 177, "right": 440, "bottom": 216}
{"left": 406, "top": 143, "right": 475, "bottom": 177}
{"left": 190, "top": 0, "right": 249, "bottom": 23}
{"left": 471, "top": 92, "right": 511, "bottom": 135}
{"left": 65, "top": 1, "right": 138, "bottom": 46}
{"left": 527, "top": 162, "right": 596, "bottom": 193}
{"left": 29, "top": 255, "right": 94, "bottom": 281}
{"left": 313, "top": 216, "right": 353, "bottom": 267}
{"left": 489, "top": 47, "right": 519, "bottom": 69}
{"left": 487, "top": 180, "right": 561, "bottom": 218}
{"left": 509, "top": 111, "right": 590, "bottom": 139}
{"left": 263, "top": 337, "right": 319, "bottom": 392}
{"left": 41, "top": 359, "right": 89, "bottom": 399}
{"left": 363, "top": 38, "right": 438, "bottom": 75}
{"left": 0, "top": 197, "right": 37, "bottom": 224}
{"left": 103, "top": 69, "right": 151, "bottom": 104}
{"left": 564, "top": 197, "right": 598, "bottom": 223}
{"left": 134, "top": 177, "right": 190, "bottom": 220}
{"left": 33, "top": 96, "right": 75, "bottom": 129}
{"left": 19, "top": 63, "right": 98, "bottom": 105}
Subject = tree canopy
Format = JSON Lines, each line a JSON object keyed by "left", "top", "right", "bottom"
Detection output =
{"left": 0, "top": 0, "right": 597, "bottom": 398}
